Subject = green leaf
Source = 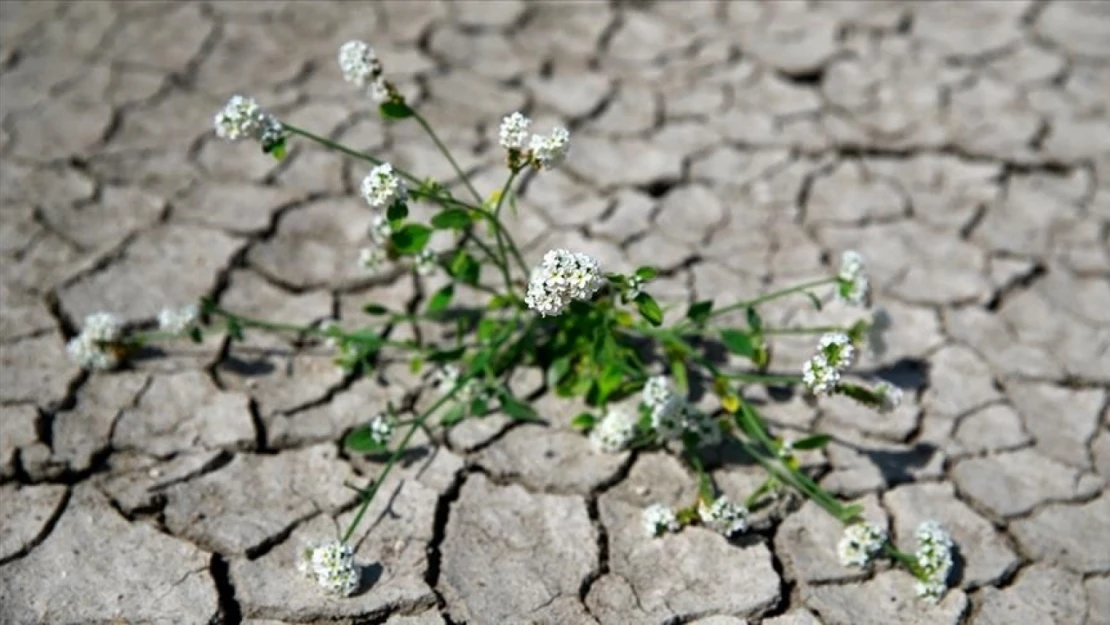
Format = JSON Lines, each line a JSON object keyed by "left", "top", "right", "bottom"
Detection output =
{"left": 263, "top": 138, "right": 287, "bottom": 160}
{"left": 746, "top": 307, "right": 763, "bottom": 333}
{"left": 344, "top": 426, "right": 387, "bottom": 453}
{"left": 548, "top": 356, "right": 572, "bottom": 387}
{"left": 440, "top": 404, "right": 467, "bottom": 426}
{"left": 469, "top": 396, "right": 489, "bottom": 418}
{"left": 409, "top": 356, "right": 423, "bottom": 374}
{"left": 386, "top": 200, "right": 408, "bottom": 222}
{"left": 500, "top": 391, "right": 541, "bottom": 422}
{"left": 686, "top": 300, "right": 713, "bottom": 325}
{"left": 188, "top": 327, "right": 203, "bottom": 344}
{"left": 570, "top": 412, "right": 597, "bottom": 431}
{"left": 635, "top": 292, "right": 663, "bottom": 327}
{"left": 199, "top": 297, "right": 216, "bottom": 315}
{"left": 805, "top": 291, "right": 823, "bottom": 311}
{"left": 362, "top": 303, "right": 390, "bottom": 316}
{"left": 449, "top": 251, "right": 481, "bottom": 285}
{"left": 477, "top": 319, "right": 504, "bottom": 343}
{"left": 379, "top": 101, "right": 414, "bottom": 120}
{"left": 792, "top": 434, "right": 831, "bottom": 450}
{"left": 669, "top": 356, "right": 688, "bottom": 395}
{"left": 226, "top": 318, "right": 244, "bottom": 342}
{"left": 430, "top": 209, "right": 471, "bottom": 229}
{"left": 596, "top": 365, "right": 623, "bottom": 403}
{"left": 635, "top": 266, "right": 658, "bottom": 281}
{"left": 426, "top": 284, "right": 454, "bottom": 313}
{"left": 390, "top": 224, "right": 432, "bottom": 254}
{"left": 720, "top": 329, "right": 756, "bottom": 357}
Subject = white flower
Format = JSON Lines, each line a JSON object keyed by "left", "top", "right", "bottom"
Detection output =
{"left": 368, "top": 77, "right": 390, "bottom": 103}
{"left": 529, "top": 126, "right": 570, "bottom": 170}
{"left": 802, "top": 354, "right": 840, "bottom": 396}
{"left": 66, "top": 312, "right": 124, "bottom": 370}
{"left": 360, "top": 163, "right": 407, "bottom": 209}
{"left": 414, "top": 249, "right": 437, "bottom": 276}
{"left": 158, "top": 305, "right": 198, "bottom": 336}
{"left": 641, "top": 375, "right": 671, "bottom": 409}
{"left": 590, "top": 407, "right": 638, "bottom": 453}
{"left": 432, "top": 365, "right": 460, "bottom": 394}
{"left": 642, "top": 503, "right": 679, "bottom": 537}
{"left": 641, "top": 376, "right": 718, "bottom": 445}
{"left": 698, "top": 497, "right": 749, "bottom": 537}
{"left": 214, "top": 95, "right": 281, "bottom": 145}
{"left": 875, "top": 380, "right": 903, "bottom": 414}
{"left": 298, "top": 541, "right": 360, "bottom": 597}
{"left": 498, "top": 112, "right": 531, "bottom": 151}
{"left": 524, "top": 249, "right": 604, "bottom": 316}
{"left": 838, "top": 250, "right": 870, "bottom": 307}
{"left": 914, "top": 520, "right": 954, "bottom": 602}
{"left": 626, "top": 275, "right": 644, "bottom": 300}
{"left": 650, "top": 394, "right": 686, "bottom": 441}
{"left": 818, "top": 332, "right": 856, "bottom": 370}
{"left": 369, "top": 215, "right": 392, "bottom": 244}
{"left": 837, "top": 522, "right": 887, "bottom": 568}
{"left": 359, "top": 247, "right": 387, "bottom": 274}
{"left": 338, "top": 40, "right": 380, "bottom": 88}
{"left": 368, "top": 413, "right": 395, "bottom": 446}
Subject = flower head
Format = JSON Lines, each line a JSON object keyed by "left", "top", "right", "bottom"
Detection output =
{"left": 590, "top": 407, "right": 638, "bottom": 453}
{"left": 67, "top": 312, "right": 124, "bottom": 370}
{"left": 214, "top": 95, "right": 282, "bottom": 146}
{"left": 802, "top": 354, "right": 840, "bottom": 396}
{"left": 818, "top": 332, "right": 856, "bottom": 370}
{"left": 414, "top": 248, "right": 437, "bottom": 276}
{"left": 367, "top": 413, "right": 395, "bottom": 447}
{"left": 530, "top": 126, "right": 570, "bottom": 170}
{"left": 698, "top": 497, "right": 749, "bottom": 537}
{"left": 524, "top": 249, "right": 604, "bottom": 316}
{"left": 297, "top": 540, "right": 360, "bottom": 597}
{"left": 837, "top": 522, "right": 887, "bottom": 568}
{"left": 642, "top": 503, "right": 679, "bottom": 537}
{"left": 338, "top": 40, "right": 381, "bottom": 88}
{"left": 360, "top": 163, "right": 407, "bottom": 209}
{"left": 359, "top": 247, "right": 387, "bottom": 274}
{"left": 914, "top": 520, "right": 954, "bottom": 602}
{"left": 875, "top": 380, "right": 903, "bottom": 414}
{"left": 158, "top": 305, "right": 199, "bottom": 336}
{"left": 498, "top": 112, "right": 531, "bottom": 151}
{"left": 838, "top": 250, "right": 870, "bottom": 307}
{"left": 369, "top": 215, "right": 392, "bottom": 245}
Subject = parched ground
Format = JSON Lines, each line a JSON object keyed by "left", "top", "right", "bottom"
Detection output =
{"left": 1, "top": 1, "right": 1108, "bottom": 624}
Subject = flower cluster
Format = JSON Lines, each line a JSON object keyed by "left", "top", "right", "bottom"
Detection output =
{"left": 589, "top": 407, "right": 639, "bottom": 453}
{"left": 524, "top": 249, "right": 604, "bottom": 317}
{"left": 914, "top": 520, "right": 954, "bottom": 602}
{"left": 338, "top": 40, "right": 391, "bottom": 103}
{"left": 837, "top": 250, "right": 870, "bottom": 307}
{"left": 497, "top": 112, "right": 570, "bottom": 170}
{"left": 802, "top": 332, "right": 856, "bottom": 396}
{"left": 874, "top": 380, "right": 904, "bottom": 414}
{"left": 367, "top": 413, "right": 395, "bottom": 447}
{"left": 158, "top": 305, "right": 199, "bottom": 336}
{"left": 67, "top": 312, "right": 124, "bottom": 370}
{"left": 642, "top": 504, "right": 679, "bottom": 537}
{"left": 361, "top": 163, "right": 407, "bottom": 209}
{"left": 432, "top": 365, "right": 487, "bottom": 405}
{"left": 214, "top": 95, "right": 283, "bottom": 148}
{"left": 837, "top": 521, "right": 887, "bottom": 568}
{"left": 698, "top": 497, "right": 749, "bottom": 537}
{"left": 641, "top": 376, "right": 721, "bottom": 446}
{"left": 297, "top": 541, "right": 360, "bottom": 597}
{"left": 359, "top": 246, "right": 388, "bottom": 274}
{"left": 414, "top": 248, "right": 437, "bottom": 277}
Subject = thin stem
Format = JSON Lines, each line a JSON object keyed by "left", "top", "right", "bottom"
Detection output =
{"left": 764, "top": 325, "right": 844, "bottom": 336}
{"left": 411, "top": 111, "right": 483, "bottom": 205}
{"left": 205, "top": 306, "right": 419, "bottom": 352}
{"left": 490, "top": 171, "right": 519, "bottom": 294}
{"left": 705, "top": 277, "right": 838, "bottom": 323}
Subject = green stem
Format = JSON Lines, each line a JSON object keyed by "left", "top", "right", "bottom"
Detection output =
{"left": 884, "top": 543, "right": 923, "bottom": 577}
{"left": 490, "top": 171, "right": 519, "bottom": 294}
{"left": 704, "top": 277, "right": 837, "bottom": 323}
{"left": 744, "top": 476, "right": 778, "bottom": 509}
{"left": 411, "top": 111, "right": 483, "bottom": 205}
{"left": 205, "top": 306, "right": 419, "bottom": 352}
{"left": 764, "top": 325, "right": 844, "bottom": 336}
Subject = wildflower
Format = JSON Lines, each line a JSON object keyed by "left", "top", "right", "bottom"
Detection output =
{"left": 369, "top": 215, "right": 392, "bottom": 245}
{"left": 837, "top": 522, "right": 887, "bottom": 568}
{"left": 414, "top": 248, "right": 437, "bottom": 276}
{"left": 297, "top": 541, "right": 360, "bottom": 597}
{"left": 214, "top": 95, "right": 282, "bottom": 147}
{"left": 642, "top": 504, "right": 679, "bottom": 537}
{"left": 158, "top": 305, "right": 199, "bottom": 336}
{"left": 359, "top": 247, "right": 387, "bottom": 274}
{"left": 802, "top": 354, "right": 840, "bottom": 396}
{"left": 529, "top": 126, "right": 570, "bottom": 170}
{"left": 818, "top": 332, "right": 856, "bottom": 370}
{"left": 875, "top": 380, "right": 903, "bottom": 414}
{"left": 360, "top": 163, "right": 407, "bottom": 209}
{"left": 367, "top": 413, "right": 395, "bottom": 447}
{"left": 338, "top": 40, "right": 381, "bottom": 89}
{"left": 524, "top": 249, "right": 604, "bottom": 317}
{"left": 641, "top": 376, "right": 683, "bottom": 439}
{"left": 641, "top": 375, "right": 671, "bottom": 408}
{"left": 626, "top": 275, "right": 644, "bottom": 300}
{"left": 498, "top": 112, "right": 531, "bottom": 151}
{"left": 685, "top": 406, "right": 722, "bottom": 447}
{"left": 837, "top": 250, "right": 870, "bottom": 307}
{"left": 914, "top": 520, "right": 954, "bottom": 602}
{"left": 590, "top": 407, "right": 638, "bottom": 453}
{"left": 698, "top": 497, "right": 749, "bottom": 537}
{"left": 432, "top": 364, "right": 460, "bottom": 394}
{"left": 66, "top": 312, "right": 124, "bottom": 370}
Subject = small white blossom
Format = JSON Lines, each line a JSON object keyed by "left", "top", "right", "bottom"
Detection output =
{"left": 914, "top": 520, "right": 954, "bottom": 603}
{"left": 590, "top": 407, "right": 638, "bottom": 453}
{"left": 360, "top": 163, "right": 407, "bottom": 209}
{"left": 368, "top": 77, "right": 390, "bottom": 103}
{"left": 66, "top": 312, "right": 124, "bottom": 370}
{"left": 338, "top": 40, "right": 380, "bottom": 88}
{"left": 875, "top": 380, "right": 903, "bottom": 414}
{"left": 641, "top": 375, "right": 671, "bottom": 408}
{"left": 698, "top": 497, "right": 749, "bottom": 537}
{"left": 642, "top": 503, "right": 679, "bottom": 537}
{"left": 298, "top": 541, "right": 360, "bottom": 597}
{"left": 818, "top": 332, "right": 856, "bottom": 370}
{"left": 214, "top": 95, "right": 282, "bottom": 145}
{"left": 529, "top": 126, "right": 570, "bottom": 170}
{"left": 524, "top": 249, "right": 604, "bottom": 316}
{"left": 367, "top": 413, "right": 395, "bottom": 447}
{"left": 779, "top": 438, "right": 796, "bottom": 460}
{"left": 838, "top": 250, "right": 870, "bottom": 307}
{"left": 432, "top": 364, "right": 460, "bottom": 394}
{"left": 414, "top": 248, "right": 437, "bottom": 276}
{"left": 359, "top": 247, "right": 387, "bottom": 274}
{"left": 369, "top": 215, "right": 392, "bottom": 244}
{"left": 626, "top": 275, "right": 644, "bottom": 300}
{"left": 158, "top": 305, "right": 198, "bottom": 336}
{"left": 802, "top": 354, "right": 840, "bottom": 396}
{"left": 498, "top": 112, "right": 531, "bottom": 151}
{"left": 837, "top": 522, "right": 887, "bottom": 568}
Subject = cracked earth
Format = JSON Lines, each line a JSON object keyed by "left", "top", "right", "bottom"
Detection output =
{"left": 0, "top": 1, "right": 1108, "bottom": 624}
